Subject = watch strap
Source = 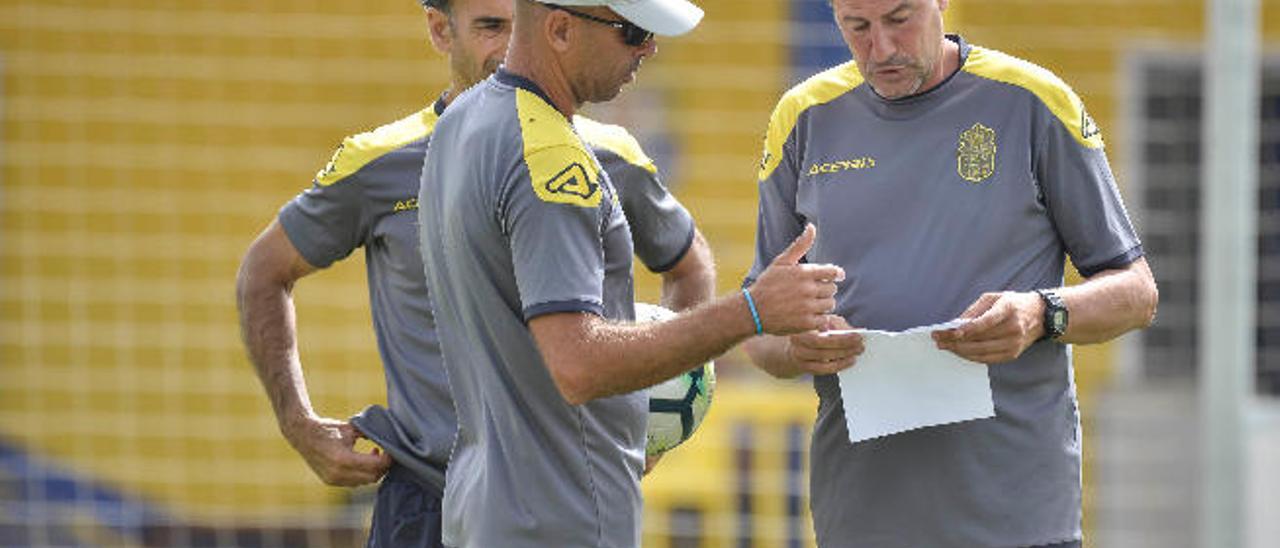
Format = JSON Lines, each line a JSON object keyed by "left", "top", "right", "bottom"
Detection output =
{"left": 1035, "top": 288, "right": 1067, "bottom": 340}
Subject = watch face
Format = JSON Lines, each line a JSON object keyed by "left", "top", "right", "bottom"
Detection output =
{"left": 1051, "top": 309, "right": 1068, "bottom": 332}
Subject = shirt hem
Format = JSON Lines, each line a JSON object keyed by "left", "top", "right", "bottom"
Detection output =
{"left": 1076, "top": 244, "right": 1144, "bottom": 278}
{"left": 276, "top": 208, "right": 339, "bottom": 269}
{"left": 650, "top": 224, "right": 697, "bottom": 273}
{"left": 523, "top": 300, "right": 604, "bottom": 322}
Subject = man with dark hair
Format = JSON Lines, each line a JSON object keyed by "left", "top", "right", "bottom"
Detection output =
{"left": 743, "top": 0, "right": 1158, "bottom": 546}
{"left": 236, "top": 0, "right": 716, "bottom": 546}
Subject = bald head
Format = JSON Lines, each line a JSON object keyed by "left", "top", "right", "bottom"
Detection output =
{"left": 509, "top": 0, "right": 547, "bottom": 50}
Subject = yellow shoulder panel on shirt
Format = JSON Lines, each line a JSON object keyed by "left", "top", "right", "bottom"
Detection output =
{"left": 964, "top": 46, "right": 1104, "bottom": 149}
{"left": 758, "top": 61, "right": 864, "bottom": 181}
{"left": 315, "top": 107, "right": 439, "bottom": 186}
{"left": 573, "top": 115, "right": 658, "bottom": 175}
{"left": 518, "top": 89, "right": 602, "bottom": 208}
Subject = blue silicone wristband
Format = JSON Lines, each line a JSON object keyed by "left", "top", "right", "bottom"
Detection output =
{"left": 741, "top": 288, "right": 763, "bottom": 335}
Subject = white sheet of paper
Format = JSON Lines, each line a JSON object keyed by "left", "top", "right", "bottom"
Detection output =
{"left": 834, "top": 319, "right": 995, "bottom": 444}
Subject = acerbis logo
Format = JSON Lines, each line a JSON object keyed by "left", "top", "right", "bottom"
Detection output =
{"left": 393, "top": 198, "right": 418, "bottom": 212}
{"left": 1081, "top": 110, "right": 1101, "bottom": 140}
{"left": 805, "top": 156, "right": 877, "bottom": 176}
{"left": 545, "top": 162, "right": 598, "bottom": 200}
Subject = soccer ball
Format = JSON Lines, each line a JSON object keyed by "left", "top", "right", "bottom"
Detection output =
{"left": 635, "top": 302, "right": 716, "bottom": 457}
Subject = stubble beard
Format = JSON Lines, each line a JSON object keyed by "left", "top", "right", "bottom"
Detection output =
{"left": 585, "top": 59, "right": 642, "bottom": 104}
{"left": 865, "top": 55, "right": 929, "bottom": 100}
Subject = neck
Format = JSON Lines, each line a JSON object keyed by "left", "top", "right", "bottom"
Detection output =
{"left": 922, "top": 36, "right": 961, "bottom": 93}
{"left": 504, "top": 45, "right": 579, "bottom": 117}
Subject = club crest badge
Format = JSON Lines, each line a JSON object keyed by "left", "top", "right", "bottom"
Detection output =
{"left": 957, "top": 123, "right": 997, "bottom": 183}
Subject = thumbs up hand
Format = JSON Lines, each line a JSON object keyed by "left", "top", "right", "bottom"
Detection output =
{"left": 746, "top": 224, "right": 845, "bottom": 335}
{"left": 770, "top": 223, "right": 820, "bottom": 267}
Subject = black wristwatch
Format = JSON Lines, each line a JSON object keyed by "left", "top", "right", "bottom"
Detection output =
{"left": 1035, "top": 288, "right": 1068, "bottom": 341}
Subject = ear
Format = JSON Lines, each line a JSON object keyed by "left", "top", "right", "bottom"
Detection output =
{"left": 937, "top": 0, "right": 950, "bottom": 11}
{"left": 426, "top": 7, "right": 453, "bottom": 53}
{"left": 544, "top": 10, "right": 574, "bottom": 53}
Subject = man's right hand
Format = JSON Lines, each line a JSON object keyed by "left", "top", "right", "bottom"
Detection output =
{"left": 284, "top": 415, "right": 391, "bottom": 487}
{"left": 239, "top": 222, "right": 394, "bottom": 485}
{"left": 747, "top": 224, "right": 845, "bottom": 335}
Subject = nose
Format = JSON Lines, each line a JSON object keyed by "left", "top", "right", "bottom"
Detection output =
{"left": 637, "top": 38, "right": 657, "bottom": 58}
{"left": 868, "top": 26, "right": 895, "bottom": 64}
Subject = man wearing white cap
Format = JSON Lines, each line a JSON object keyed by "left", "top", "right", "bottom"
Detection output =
{"left": 416, "top": 0, "right": 851, "bottom": 546}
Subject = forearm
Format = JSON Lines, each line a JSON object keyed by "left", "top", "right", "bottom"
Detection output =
{"left": 742, "top": 335, "right": 807, "bottom": 379}
{"left": 535, "top": 294, "right": 757, "bottom": 405}
{"left": 236, "top": 268, "right": 315, "bottom": 433}
{"left": 660, "top": 231, "right": 716, "bottom": 312}
{"left": 1057, "top": 258, "right": 1158, "bottom": 344}
{"left": 539, "top": 224, "right": 843, "bottom": 404}
{"left": 660, "top": 267, "right": 715, "bottom": 312}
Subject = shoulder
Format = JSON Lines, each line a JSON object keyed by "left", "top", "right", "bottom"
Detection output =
{"left": 314, "top": 106, "right": 440, "bottom": 186}
{"left": 963, "top": 45, "right": 1104, "bottom": 149}
{"left": 573, "top": 115, "right": 657, "bottom": 175}
{"left": 759, "top": 62, "right": 865, "bottom": 180}
{"left": 515, "top": 90, "right": 603, "bottom": 209}
{"left": 773, "top": 61, "right": 865, "bottom": 121}
{"left": 514, "top": 88, "right": 584, "bottom": 155}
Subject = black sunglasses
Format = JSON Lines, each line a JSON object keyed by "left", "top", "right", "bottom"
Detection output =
{"left": 543, "top": 3, "right": 654, "bottom": 47}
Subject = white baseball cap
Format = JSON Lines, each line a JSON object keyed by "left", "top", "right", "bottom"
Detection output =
{"left": 535, "top": 0, "right": 704, "bottom": 36}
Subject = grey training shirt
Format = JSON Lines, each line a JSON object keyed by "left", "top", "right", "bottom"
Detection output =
{"left": 279, "top": 92, "right": 694, "bottom": 497}
{"left": 748, "top": 36, "right": 1142, "bottom": 547}
{"left": 418, "top": 69, "right": 646, "bottom": 548}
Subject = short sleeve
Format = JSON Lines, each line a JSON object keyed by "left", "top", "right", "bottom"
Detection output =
{"left": 278, "top": 167, "right": 369, "bottom": 269}
{"left": 745, "top": 126, "right": 806, "bottom": 286}
{"left": 501, "top": 145, "right": 610, "bottom": 321}
{"left": 600, "top": 152, "right": 695, "bottom": 273}
{"left": 1035, "top": 113, "right": 1143, "bottom": 277}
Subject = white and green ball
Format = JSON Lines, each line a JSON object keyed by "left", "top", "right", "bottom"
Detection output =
{"left": 635, "top": 303, "right": 716, "bottom": 457}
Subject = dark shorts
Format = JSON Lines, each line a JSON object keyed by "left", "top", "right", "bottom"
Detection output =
{"left": 366, "top": 464, "right": 444, "bottom": 548}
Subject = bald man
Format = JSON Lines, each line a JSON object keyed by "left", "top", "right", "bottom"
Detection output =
{"left": 415, "top": 0, "right": 848, "bottom": 545}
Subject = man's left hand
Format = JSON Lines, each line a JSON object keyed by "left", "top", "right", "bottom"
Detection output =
{"left": 932, "top": 291, "right": 1045, "bottom": 364}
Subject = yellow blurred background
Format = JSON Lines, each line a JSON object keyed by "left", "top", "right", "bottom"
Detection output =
{"left": 2, "top": 0, "right": 1278, "bottom": 546}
